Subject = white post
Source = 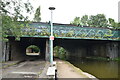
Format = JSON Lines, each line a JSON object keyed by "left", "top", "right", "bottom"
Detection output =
{"left": 49, "top": 7, "right": 55, "bottom": 66}
{"left": 50, "top": 10, "right": 53, "bottom": 65}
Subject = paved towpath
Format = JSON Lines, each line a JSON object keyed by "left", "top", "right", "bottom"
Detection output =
{"left": 2, "top": 60, "right": 46, "bottom": 78}
{"left": 56, "top": 60, "right": 97, "bottom": 80}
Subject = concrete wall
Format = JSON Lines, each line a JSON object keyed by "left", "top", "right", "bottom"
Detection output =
{"left": 87, "top": 41, "right": 119, "bottom": 59}
{"left": 3, "top": 37, "right": 120, "bottom": 61}
{"left": 2, "top": 42, "right": 10, "bottom": 61}
{"left": 55, "top": 39, "right": 120, "bottom": 60}
{"left": 10, "top": 40, "right": 26, "bottom": 61}
{"left": 8, "top": 37, "right": 47, "bottom": 61}
{"left": 54, "top": 39, "right": 88, "bottom": 61}
{"left": 119, "top": 42, "right": 120, "bottom": 57}
{"left": 106, "top": 42, "right": 119, "bottom": 59}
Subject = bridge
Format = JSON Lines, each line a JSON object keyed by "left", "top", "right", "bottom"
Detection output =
{"left": 3, "top": 22, "right": 120, "bottom": 62}
{"left": 22, "top": 22, "right": 120, "bottom": 41}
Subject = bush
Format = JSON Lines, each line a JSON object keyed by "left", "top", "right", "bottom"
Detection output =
{"left": 27, "top": 45, "right": 40, "bottom": 53}
{"left": 54, "top": 46, "right": 67, "bottom": 60}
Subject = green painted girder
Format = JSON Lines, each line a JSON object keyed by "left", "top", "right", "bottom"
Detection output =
{"left": 20, "top": 22, "right": 120, "bottom": 41}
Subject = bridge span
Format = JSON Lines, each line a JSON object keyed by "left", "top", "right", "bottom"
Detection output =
{"left": 2, "top": 22, "right": 120, "bottom": 61}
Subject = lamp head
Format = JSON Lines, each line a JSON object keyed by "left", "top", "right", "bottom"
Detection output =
{"left": 49, "top": 7, "right": 55, "bottom": 10}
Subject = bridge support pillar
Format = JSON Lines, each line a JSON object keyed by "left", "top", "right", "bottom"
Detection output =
{"left": 45, "top": 39, "right": 50, "bottom": 61}
{"left": 2, "top": 42, "right": 10, "bottom": 62}
{"left": 106, "top": 42, "right": 119, "bottom": 59}
{"left": 118, "top": 44, "right": 120, "bottom": 58}
{"left": 10, "top": 39, "right": 26, "bottom": 61}
{"left": 40, "top": 45, "right": 46, "bottom": 59}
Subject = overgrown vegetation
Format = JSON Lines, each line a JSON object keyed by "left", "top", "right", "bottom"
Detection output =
{"left": 0, "top": 0, "right": 39, "bottom": 41}
{"left": 1, "top": 0, "right": 43, "bottom": 41}
{"left": 112, "top": 57, "right": 120, "bottom": 61}
{"left": 85, "top": 57, "right": 120, "bottom": 61}
{"left": 27, "top": 45, "right": 40, "bottom": 53}
{"left": 54, "top": 46, "right": 68, "bottom": 60}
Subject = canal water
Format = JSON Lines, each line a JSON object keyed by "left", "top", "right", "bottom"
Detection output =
{"left": 69, "top": 58, "right": 119, "bottom": 79}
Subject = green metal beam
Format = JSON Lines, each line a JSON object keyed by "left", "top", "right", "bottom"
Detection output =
{"left": 9, "top": 22, "right": 120, "bottom": 41}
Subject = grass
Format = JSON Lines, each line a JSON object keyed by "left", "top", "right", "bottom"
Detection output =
{"left": 1, "top": 60, "right": 25, "bottom": 69}
{"left": 86, "top": 57, "right": 120, "bottom": 61}
{"left": 86, "top": 57, "right": 108, "bottom": 60}
{"left": 112, "top": 57, "right": 120, "bottom": 61}
{"left": 2, "top": 61, "right": 21, "bottom": 69}
{"left": 1, "top": 62, "right": 17, "bottom": 69}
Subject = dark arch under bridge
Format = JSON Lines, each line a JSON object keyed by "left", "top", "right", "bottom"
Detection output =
{"left": 3, "top": 22, "right": 120, "bottom": 61}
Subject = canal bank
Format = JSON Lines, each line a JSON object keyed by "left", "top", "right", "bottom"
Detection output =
{"left": 56, "top": 60, "right": 98, "bottom": 79}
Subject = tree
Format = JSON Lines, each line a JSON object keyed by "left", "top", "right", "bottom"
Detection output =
{"left": 108, "top": 18, "right": 120, "bottom": 29}
{"left": 71, "top": 14, "right": 109, "bottom": 28}
{"left": 54, "top": 46, "right": 67, "bottom": 60}
{"left": 81, "top": 15, "right": 89, "bottom": 26}
{"left": 0, "top": 0, "right": 33, "bottom": 20}
{"left": 33, "top": 6, "right": 41, "bottom": 22}
{"left": 1, "top": 0, "right": 33, "bottom": 41}
{"left": 70, "top": 17, "right": 81, "bottom": 26}
{"left": 117, "top": 23, "right": 120, "bottom": 29}
{"left": 1, "top": 0, "right": 34, "bottom": 61}
{"left": 27, "top": 45, "right": 40, "bottom": 53}
{"left": 88, "top": 14, "right": 108, "bottom": 27}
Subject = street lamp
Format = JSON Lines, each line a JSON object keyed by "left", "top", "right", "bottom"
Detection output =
{"left": 49, "top": 7, "right": 55, "bottom": 65}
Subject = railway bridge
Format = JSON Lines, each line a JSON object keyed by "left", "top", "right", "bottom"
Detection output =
{"left": 2, "top": 22, "right": 120, "bottom": 61}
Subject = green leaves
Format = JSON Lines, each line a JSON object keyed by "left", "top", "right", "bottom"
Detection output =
{"left": 54, "top": 46, "right": 68, "bottom": 60}
{"left": 33, "top": 6, "right": 41, "bottom": 22}
{"left": 1, "top": 0, "right": 33, "bottom": 41}
{"left": 81, "top": 15, "right": 88, "bottom": 26}
{"left": 84, "top": 14, "right": 108, "bottom": 27}
{"left": 70, "top": 17, "right": 81, "bottom": 26}
{"left": 27, "top": 45, "right": 40, "bottom": 53}
{"left": 108, "top": 18, "right": 120, "bottom": 29}
{"left": 71, "top": 14, "right": 119, "bottom": 29}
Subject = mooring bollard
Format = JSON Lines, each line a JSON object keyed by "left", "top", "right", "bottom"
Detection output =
{"left": 46, "top": 61, "right": 57, "bottom": 79}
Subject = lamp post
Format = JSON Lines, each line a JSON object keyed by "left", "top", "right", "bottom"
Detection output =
{"left": 49, "top": 7, "right": 55, "bottom": 65}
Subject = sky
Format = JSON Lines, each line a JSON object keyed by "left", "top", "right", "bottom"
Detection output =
{"left": 30, "top": 0, "right": 119, "bottom": 24}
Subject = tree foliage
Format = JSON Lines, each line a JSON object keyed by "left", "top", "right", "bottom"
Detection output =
{"left": 81, "top": 15, "right": 89, "bottom": 26}
{"left": 27, "top": 45, "right": 40, "bottom": 53}
{"left": 0, "top": 0, "right": 33, "bottom": 41}
{"left": 70, "top": 17, "right": 81, "bottom": 26}
{"left": 88, "top": 14, "right": 108, "bottom": 27}
{"left": 108, "top": 18, "right": 120, "bottom": 29}
{"left": 71, "top": 14, "right": 120, "bottom": 29}
{"left": 33, "top": 6, "right": 41, "bottom": 22}
{"left": 54, "top": 46, "right": 68, "bottom": 60}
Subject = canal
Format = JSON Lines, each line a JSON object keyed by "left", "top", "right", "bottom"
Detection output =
{"left": 69, "top": 58, "right": 119, "bottom": 80}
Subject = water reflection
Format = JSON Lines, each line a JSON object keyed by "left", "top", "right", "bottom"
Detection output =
{"left": 69, "top": 58, "right": 119, "bottom": 79}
